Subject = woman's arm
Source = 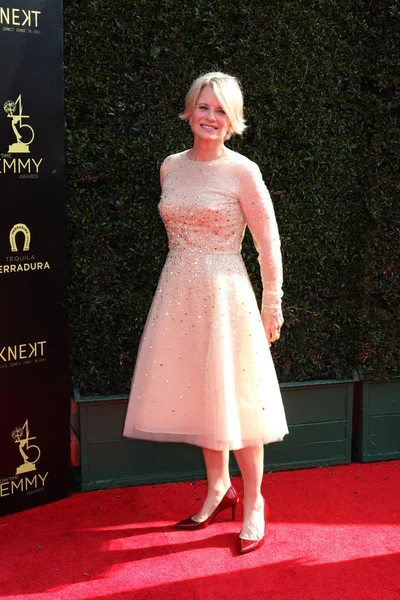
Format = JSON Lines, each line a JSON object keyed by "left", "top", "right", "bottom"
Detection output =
{"left": 160, "top": 161, "right": 166, "bottom": 188}
{"left": 238, "top": 161, "right": 283, "bottom": 345}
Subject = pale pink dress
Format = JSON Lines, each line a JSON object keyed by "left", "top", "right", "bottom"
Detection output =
{"left": 123, "top": 148, "right": 288, "bottom": 450}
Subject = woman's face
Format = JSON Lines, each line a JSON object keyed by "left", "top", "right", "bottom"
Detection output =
{"left": 190, "top": 85, "right": 230, "bottom": 142}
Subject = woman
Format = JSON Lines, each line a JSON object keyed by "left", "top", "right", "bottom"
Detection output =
{"left": 124, "top": 72, "right": 288, "bottom": 554}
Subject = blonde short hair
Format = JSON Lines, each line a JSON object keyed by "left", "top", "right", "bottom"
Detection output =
{"left": 179, "top": 72, "right": 246, "bottom": 140}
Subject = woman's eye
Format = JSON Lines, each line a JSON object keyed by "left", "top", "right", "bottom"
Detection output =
{"left": 217, "top": 109, "right": 226, "bottom": 114}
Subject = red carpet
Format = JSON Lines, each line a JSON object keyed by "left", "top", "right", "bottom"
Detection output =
{"left": 1, "top": 461, "right": 399, "bottom": 600}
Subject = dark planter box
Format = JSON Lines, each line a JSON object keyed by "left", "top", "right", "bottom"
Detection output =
{"left": 71, "top": 390, "right": 206, "bottom": 491}
{"left": 352, "top": 373, "right": 400, "bottom": 462}
{"left": 264, "top": 379, "right": 354, "bottom": 471}
{"left": 71, "top": 378, "right": 355, "bottom": 491}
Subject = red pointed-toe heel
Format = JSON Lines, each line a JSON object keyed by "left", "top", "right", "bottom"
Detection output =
{"left": 238, "top": 502, "right": 269, "bottom": 555}
{"left": 238, "top": 536, "right": 265, "bottom": 555}
{"left": 175, "top": 486, "right": 239, "bottom": 530}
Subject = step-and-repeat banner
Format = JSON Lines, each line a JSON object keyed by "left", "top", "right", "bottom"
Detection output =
{"left": 0, "top": 1, "right": 69, "bottom": 515}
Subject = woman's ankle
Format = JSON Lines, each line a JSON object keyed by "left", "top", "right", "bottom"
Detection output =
{"left": 208, "top": 481, "right": 231, "bottom": 496}
{"left": 242, "top": 494, "right": 264, "bottom": 512}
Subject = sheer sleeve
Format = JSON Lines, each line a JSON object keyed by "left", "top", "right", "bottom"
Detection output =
{"left": 238, "top": 161, "right": 283, "bottom": 314}
{"left": 160, "top": 154, "right": 174, "bottom": 188}
{"left": 160, "top": 157, "right": 168, "bottom": 188}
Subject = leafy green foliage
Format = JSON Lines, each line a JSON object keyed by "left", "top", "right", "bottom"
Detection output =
{"left": 64, "top": 0, "right": 399, "bottom": 393}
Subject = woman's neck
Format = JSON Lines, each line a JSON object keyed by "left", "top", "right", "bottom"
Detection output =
{"left": 188, "top": 139, "right": 226, "bottom": 162}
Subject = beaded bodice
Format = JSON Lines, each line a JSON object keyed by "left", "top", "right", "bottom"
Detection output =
{"left": 160, "top": 152, "right": 246, "bottom": 255}
{"left": 158, "top": 149, "right": 283, "bottom": 311}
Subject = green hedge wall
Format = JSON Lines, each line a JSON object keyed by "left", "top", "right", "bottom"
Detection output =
{"left": 64, "top": 0, "right": 399, "bottom": 394}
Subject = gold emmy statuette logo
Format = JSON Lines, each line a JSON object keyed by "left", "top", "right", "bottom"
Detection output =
{"left": 3, "top": 94, "right": 35, "bottom": 154}
{"left": 11, "top": 420, "right": 41, "bottom": 475}
{"left": 9, "top": 223, "right": 31, "bottom": 252}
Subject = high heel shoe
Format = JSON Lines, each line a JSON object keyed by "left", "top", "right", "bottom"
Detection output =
{"left": 175, "top": 486, "right": 239, "bottom": 530}
{"left": 238, "top": 501, "right": 269, "bottom": 555}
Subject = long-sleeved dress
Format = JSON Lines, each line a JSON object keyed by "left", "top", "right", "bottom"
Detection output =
{"left": 123, "top": 148, "right": 289, "bottom": 451}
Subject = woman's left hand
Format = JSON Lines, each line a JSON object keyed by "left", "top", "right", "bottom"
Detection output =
{"left": 261, "top": 310, "right": 284, "bottom": 347}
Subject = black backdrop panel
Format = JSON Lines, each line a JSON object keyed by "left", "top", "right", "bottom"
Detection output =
{"left": 0, "top": 1, "right": 69, "bottom": 515}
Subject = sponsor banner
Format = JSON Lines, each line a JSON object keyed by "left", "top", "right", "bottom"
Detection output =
{"left": 0, "top": 1, "right": 69, "bottom": 516}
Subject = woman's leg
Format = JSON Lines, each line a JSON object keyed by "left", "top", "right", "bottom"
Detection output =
{"left": 193, "top": 448, "right": 231, "bottom": 522}
{"left": 233, "top": 444, "right": 265, "bottom": 539}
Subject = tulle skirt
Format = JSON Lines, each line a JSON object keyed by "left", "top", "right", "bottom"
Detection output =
{"left": 123, "top": 251, "right": 288, "bottom": 451}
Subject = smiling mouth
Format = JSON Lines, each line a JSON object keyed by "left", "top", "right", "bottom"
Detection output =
{"left": 201, "top": 124, "right": 218, "bottom": 130}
